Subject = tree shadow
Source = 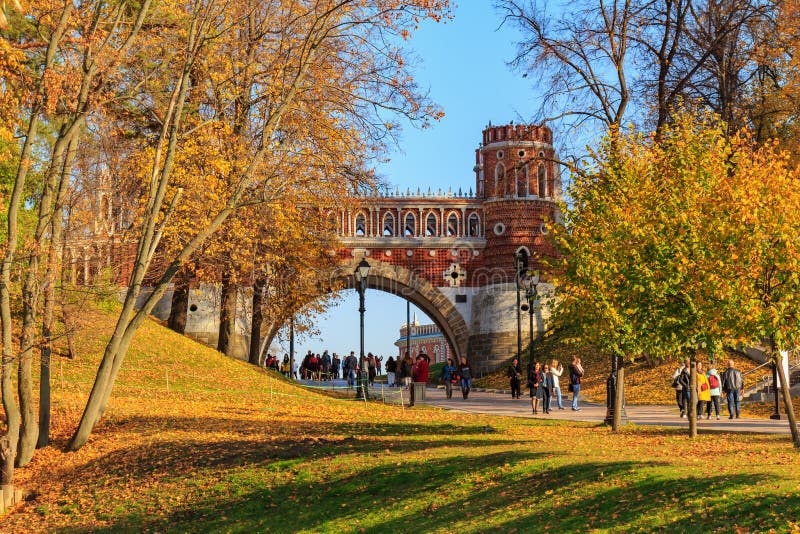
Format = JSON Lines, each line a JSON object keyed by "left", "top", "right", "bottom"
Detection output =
{"left": 56, "top": 416, "right": 519, "bottom": 486}
{"left": 77, "top": 450, "right": 553, "bottom": 533}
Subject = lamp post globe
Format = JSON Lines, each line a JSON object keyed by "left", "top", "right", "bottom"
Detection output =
{"left": 354, "top": 258, "right": 371, "bottom": 400}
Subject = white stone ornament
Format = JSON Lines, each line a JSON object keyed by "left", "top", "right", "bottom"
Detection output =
{"left": 443, "top": 262, "right": 467, "bottom": 287}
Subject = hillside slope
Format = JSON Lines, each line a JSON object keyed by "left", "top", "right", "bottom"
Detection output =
{"left": 7, "top": 306, "right": 447, "bottom": 530}
{"left": 3, "top": 306, "right": 799, "bottom": 532}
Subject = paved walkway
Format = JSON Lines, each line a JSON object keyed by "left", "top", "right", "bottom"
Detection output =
{"left": 422, "top": 387, "right": 799, "bottom": 435}
{"left": 299, "top": 379, "right": 798, "bottom": 435}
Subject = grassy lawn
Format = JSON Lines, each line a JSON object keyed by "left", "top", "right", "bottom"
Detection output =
{"left": 4, "top": 308, "right": 800, "bottom": 532}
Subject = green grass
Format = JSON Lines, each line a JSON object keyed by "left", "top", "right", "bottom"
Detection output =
{"left": 6, "top": 306, "right": 800, "bottom": 533}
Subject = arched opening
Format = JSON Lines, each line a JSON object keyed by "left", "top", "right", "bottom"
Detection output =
{"left": 383, "top": 212, "right": 395, "bottom": 236}
{"left": 468, "top": 213, "right": 480, "bottom": 237}
{"left": 446, "top": 212, "right": 459, "bottom": 237}
{"left": 538, "top": 164, "right": 547, "bottom": 197}
{"left": 515, "top": 246, "right": 530, "bottom": 274}
{"left": 404, "top": 212, "right": 416, "bottom": 237}
{"left": 494, "top": 163, "right": 505, "bottom": 197}
{"left": 517, "top": 166, "right": 528, "bottom": 197}
{"left": 264, "top": 259, "right": 469, "bottom": 366}
{"left": 355, "top": 212, "right": 368, "bottom": 237}
{"left": 425, "top": 212, "right": 438, "bottom": 237}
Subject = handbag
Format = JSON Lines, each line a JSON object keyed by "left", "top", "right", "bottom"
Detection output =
{"left": 568, "top": 383, "right": 574, "bottom": 392}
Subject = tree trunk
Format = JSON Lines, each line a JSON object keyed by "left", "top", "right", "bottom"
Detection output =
{"left": 613, "top": 362, "right": 625, "bottom": 430}
{"left": 38, "top": 133, "right": 78, "bottom": 449}
{"left": 689, "top": 356, "right": 697, "bottom": 438}
{"left": 249, "top": 279, "right": 264, "bottom": 365}
{"left": 774, "top": 353, "right": 800, "bottom": 447}
{"left": 218, "top": 272, "right": 238, "bottom": 357}
{"left": 167, "top": 270, "right": 190, "bottom": 334}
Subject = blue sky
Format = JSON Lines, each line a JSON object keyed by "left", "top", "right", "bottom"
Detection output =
{"left": 282, "top": 3, "right": 543, "bottom": 359}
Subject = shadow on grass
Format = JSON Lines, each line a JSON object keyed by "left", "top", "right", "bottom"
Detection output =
{"left": 492, "top": 471, "right": 799, "bottom": 532}
{"left": 76, "top": 449, "right": 552, "bottom": 533}
{"left": 68, "top": 450, "right": 800, "bottom": 533}
{"left": 59, "top": 416, "right": 517, "bottom": 485}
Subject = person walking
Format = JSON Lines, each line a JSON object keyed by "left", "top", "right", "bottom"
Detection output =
{"left": 402, "top": 354, "right": 414, "bottom": 389}
{"left": 344, "top": 351, "right": 358, "bottom": 388}
{"left": 367, "top": 353, "right": 377, "bottom": 386}
{"left": 508, "top": 358, "right": 522, "bottom": 399}
{"left": 442, "top": 357, "right": 457, "bottom": 399}
{"left": 678, "top": 358, "right": 692, "bottom": 417}
{"left": 672, "top": 358, "right": 689, "bottom": 416}
{"left": 541, "top": 363, "right": 554, "bottom": 414}
{"left": 550, "top": 359, "right": 564, "bottom": 410}
{"left": 696, "top": 361, "right": 711, "bottom": 418}
{"left": 458, "top": 357, "right": 472, "bottom": 399}
{"left": 386, "top": 356, "right": 397, "bottom": 387}
{"left": 321, "top": 350, "right": 332, "bottom": 379}
{"left": 722, "top": 359, "right": 744, "bottom": 419}
{"left": 569, "top": 356, "right": 584, "bottom": 411}
{"left": 528, "top": 362, "right": 544, "bottom": 414}
{"left": 706, "top": 363, "right": 723, "bottom": 420}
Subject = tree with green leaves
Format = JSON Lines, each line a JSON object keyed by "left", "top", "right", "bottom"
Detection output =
{"left": 552, "top": 112, "right": 800, "bottom": 442}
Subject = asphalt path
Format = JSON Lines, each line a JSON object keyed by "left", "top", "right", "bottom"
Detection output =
{"left": 421, "top": 386, "right": 799, "bottom": 435}
{"left": 299, "top": 379, "right": 798, "bottom": 435}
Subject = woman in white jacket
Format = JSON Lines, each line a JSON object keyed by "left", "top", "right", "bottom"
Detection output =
{"left": 550, "top": 359, "right": 565, "bottom": 410}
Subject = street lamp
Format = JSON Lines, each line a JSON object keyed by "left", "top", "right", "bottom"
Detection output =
{"left": 514, "top": 252, "right": 524, "bottom": 368}
{"left": 354, "top": 258, "right": 371, "bottom": 400}
{"left": 520, "top": 269, "right": 540, "bottom": 374}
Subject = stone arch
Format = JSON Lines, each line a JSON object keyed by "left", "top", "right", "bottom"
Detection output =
{"left": 332, "top": 258, "right": 469, "bottom": 362}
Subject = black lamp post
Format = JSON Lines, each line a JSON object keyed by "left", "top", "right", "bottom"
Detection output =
{"left": 514, "top": 252, "right": 523, "bottom": 367}
{"left": 354, "top": 258, "right": 371, "bottom": 400}
{"left": 520, "top": 270, "right": 540, "bottom": 374}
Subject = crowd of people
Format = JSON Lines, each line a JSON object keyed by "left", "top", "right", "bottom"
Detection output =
{"left": 672, "top": 358, "right": 745, "bottom": 419}
{"left": 262, "top": 350, "right": 388, "bottom": 383}
{"left": 264, "top": 348, "right": 750, "bottom": 419}
{"left": 263, "top": 341, "right": 750, "bottom": 417}
{"left": 508, "top": 356, "right": 584, "bottom": 414}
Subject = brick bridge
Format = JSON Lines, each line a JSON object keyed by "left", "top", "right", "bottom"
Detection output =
{"left": 64, "top": 122, "right": 561, "bottom": 374}
{"left": 328, "top": 123, "right": 561, "bottom": 374}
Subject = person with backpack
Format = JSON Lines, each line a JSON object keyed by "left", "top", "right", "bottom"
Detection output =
{"left": 706, "top": 363, "right": 723, "bottom": 419}
{"left": 677, "top": 358, "right": 692, "bottom": 417}
{"left": 722, "top": 359, "right": 744, "bottom": 419}
{"left": 695, "top": 361, "right": 711, "bottom": 418}
{"left": 344, "top": 351, "right": 358, "bottom": 388}
{"left": 671, "top": 359, "right": 689, "bottom": 416}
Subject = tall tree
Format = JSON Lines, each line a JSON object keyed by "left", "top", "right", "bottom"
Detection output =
{"left": 67, "top": 0, "right": 451, "bottom": 451}
{"left": 499, "top": 0, "right": 636, "bottom": 134}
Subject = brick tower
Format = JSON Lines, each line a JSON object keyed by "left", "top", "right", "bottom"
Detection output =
{"left": 475, "top": 123, "right": 559, "bottom": 278}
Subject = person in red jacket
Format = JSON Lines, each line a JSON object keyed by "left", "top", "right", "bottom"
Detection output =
{"left": 410, "top": 354, "right": 430, "bottom": 406}
{"left": 413, "top": 354, "right": 430, "bottom": 384}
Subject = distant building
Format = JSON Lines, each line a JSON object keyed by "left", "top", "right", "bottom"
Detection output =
{"left": 395, "top": 314, "right": 452, "bottom": 363}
